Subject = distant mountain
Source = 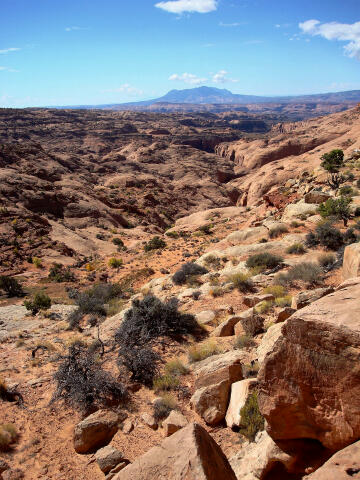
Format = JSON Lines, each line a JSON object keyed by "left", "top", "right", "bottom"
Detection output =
{"left": 56, "top": 86, "right": 360, "bottom": 111}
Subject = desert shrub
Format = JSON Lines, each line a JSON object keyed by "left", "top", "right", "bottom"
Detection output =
{"left": 188, "top": 340, "right": 221, "bottom": 363}
{"left": 203, "top": 254, "right": 221, "bottom": 269}
{"left": 68, "top": 283, "right": 123, "bottom": 329}
{"left": 234, "top": 335, "right": 255, "bottom": 350}
{"left": 153, "top": 374, "right": 180, "bottom": 393}
{"left": 286, "top": 243, "right": 306, "bottom": 254}
{"left": 0, "top": 423, "right": 18, "bottom": 451}
{"left": 116, "top": 295, "right": 198, "bottom": 385}
{"left": 268, "top": 224, "right": 288, "bottom": 238}
{"left": 356, "top": 179, "right": 360, "bottom": 188}
{"left": 32, "top": 257, "right": 42, "bottom": 268}
{"left": 320, "top": 149, "right": 344, "bottom": 172}
{"left": 144, "top": 236, "right": 166, "bottom": 252}
{"left": 246, "top": 253, "right": 283, "bottom": 271}
{"left": 255, "top": 300, "right": 274, "bottom": 314}
{"left": 318, "top": 252, "right": 336, "bottom": 268}
{"left": 275, "top": 295, "right": 292, "bottom": 307}
{"left": 343, "top": 227, "right": 358, "bottom": 245}
{"left": 53, "top": 342, "right": 128, "bottom": 413}
{"left": 287, "top": 262, "right": 323, "bottom": 285}
{"left": 209, "top": 286, "right": 224, "bottom": 297}
{"left": 0, "top": 276, "right": 23, "bottom": 297}
{"left": 339, "top": 185, "right": 354, "bottom": 196}
{"left": 108, "top": 257, "right": 123, "bottom": 268}
{"left": 354, "top": 206, "right": 360, "bottom": 217}
{"left": 238, "top": 391, "right": 264, "bottom": 442}
{"left": 262, "top": 285, "right": 286, "bottom": 297}
{"left": 164, "top": 358, "right": 189, "bottom": 376}
{"left": 153, "top": 394, "right": 177, "bottom": 421}
{"left": 290, "top": 220, "right": 304, "bottom": 228}
{"left": 24, "top": 292, "right": 51, "bottom": 315}
{"left": 165, "top": 230, "right": 179, "bottom": 238}
{"left": 228, "top": 272, "right": 254, "bottom": 292}
{"left": 197, "top": 224, "right": 213, "bottom": 235}
{"left": 112, "top": 237, "right": 124, "bottom": 247}
{"left": 242, "top": 361, "right": 260, "bottom": 378}
{"left": 48, "top": 263, "right": 76, "bottom": 283}
{"left": 318, "top": 196, "right": 351, "bottom": 226}
{"left": 315, "top": 222, "right": 344, "bottom": 250}
{"left": 305, "top": 231, "right": 318, "bottom": 248}
{"left": 172, "top": 262, "right": 208, "bottom": 286}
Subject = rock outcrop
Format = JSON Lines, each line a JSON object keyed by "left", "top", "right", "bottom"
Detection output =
{"left": 258, "top": 278, "right": 360, "bottom": 452}
{"left": 112, "top": 423, "right": 237, "bottom": 480}
{"left": 343, "top": 242, "right": 360, "bottom": 281}
{"left": 73, "top": 410, "right": 120, "bottom": 454}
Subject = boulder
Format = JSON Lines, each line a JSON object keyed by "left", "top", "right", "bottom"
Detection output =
{"left": 96, "top": 446, "right": 127, "bottom": 474}
{"left": 211, "top": 315, "right": 242, "bottom": 337}
{"left": 291, "top": 287, "right": 333, "bottom": 310}
{"left": 195, "top": 310, "right": 216, "bottom": 325}
{"left": 225, "top": 379, "right": 258, "bottom": 428}
{"left": 258, "top": 278, "right": 360, "bottom": 451}
{"left": 257, "top": 323, "right": 283, "bottom": 364}
{"left": 73, "top": 410, "right": 119, "bottom": 454}
{"left": 141, "top": 413, "right": 158, "bottom": 430}
{"left": 163, "top": 410, "right": 188, "bottom": 436}
{"left": 234, "top": 308, "right": 254, "bottom": 336}
{"left": 229, "top": 431, "right": 293, "bottom": 480}
{"left": 238, "top": 312, "right": 264, "bottom": 337}
{"left": 243, "top": 294, "right": 274, "bottom": 307}
{"left": 343, "top": 242, "right": 360, "bottom": 281}
{"left": 226, "top": 227, "right": 268, "bottom": 246}
{"left": 190, "top": 351, "right": 244, "bottom": 425}
{"left": 112, "top": 423, "right": 237, "bottom": 480}
{"left": 282, "top": 202, "right": 318, "bottom": 221}
{"left": 276, "top": 307, "right": 295, "bottom": 323}
{"left": 304, "top": 440, "right": 360, "bottom": 479}
{"left": 121, "top": 419, "right": 134, "bottom": 434}
{"left": 304, "top": 190, "right": 331, "bottom": 204}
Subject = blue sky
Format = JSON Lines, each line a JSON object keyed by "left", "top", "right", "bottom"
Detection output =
{"left": 0, "top": 0, "right": 359, "bottom": 107}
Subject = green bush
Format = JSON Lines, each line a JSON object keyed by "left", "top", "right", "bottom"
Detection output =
{"left": 153, "top": 374, "right": 180, "bottom": 393}
{"left": 339, "top": 185, "right": 354, "bottom": 196}
{"left": 144, "top": 236, "right": 166, "bottom": 252}
{"left": 108, "top": 257, "right": 123, "bottom": 268}
{"left": 172, "top": 262, "right": 208, "bottom": 285}
{"left": 246, "top": 253, "right": 283, "bottom": 271}
{"left": 32, "top": 257, "right": 42, "bottom": 268}
{"left": 286, "top": 243, "right": 306, "bottom": 254}
{"left": 164, "top": 358, "right": 189, "bottom": 376}
{"left": 24, "top": 292, "right": 51, "bottom": 315}
{"left": 239, "top": 392, "right": 264, "bottom": 442}
{"left": 320, "top": 149, "right": 344, "bottom": 173}
{"left": 0, "top": 276, "right": 23, "bottom": 297}
{"left": 275, "top": 295, "right": 292, "bottom": 307}
{"left": 318, "top": 196, "right": 351, "bottom": 226}
{"left": 286, "top": 262, "right": 323, "bottom": 285}
{"left": 197, "top": 224, "right": 213, "bottom": 235}
{"left": 255, "top": 300, "right": 274, "bottom": 314}
{"left": 48, "top": 263, "right": 76, "bottom": 282}
{"left": 354, "top": 206, "right": 360, "bottom": 217}
{"left": 153, "top": 394, "right": 177, "bottom": 421}
{"left": 262, "top": 285, "right": 287, "bottom": 297}
{"left": 315, "top": 222, "right": 344, "bottom": 250}
{"left": 188, "top": 340, "right": 221, "bottom": 363}
{"left": 112, "top": 237, "right": 124, "bottom": 248}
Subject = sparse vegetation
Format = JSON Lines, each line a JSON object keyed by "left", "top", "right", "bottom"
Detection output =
{"left": 286, "top": 243, "right": 306, "bottom": 254}
{"left": 108, "top": 257, "right": 123, "bottom": 268}
{"left": 276, "top": 262, "right": 323, "bottom": 286}
{"left": 268, "top": 224, "right": 288, "bottom": 238}
{"left": 246, "top": 253, "right": 283, "bottom": 271}
{"left": 153, "top": 393, "right": 177, "bottom": 421}
{"left": 144, "top": 236, "right": 166, "bottom": 252}
{"left": 164, "top": 358, "right": 189, "bottom": 376}
{"left": 262, "top": 285, "right": 286, "bottom": 297}
{"left": 318, "top": 196, "right": 352, "bottom": 226}
{"left": 275, "top": 295, "right": 292, "bottom": 307}
{"left": 188, "top": 339, "right": 221, "bottom": 363}
{"left": 238, "top": 391, "right": 264, "bottom": 442}
{"left": 0, "top": 275, "right": 23, "bottom": 297}
{"left": 255, "top": 300, "right": 274, "bottom": 314}
{"left": 24, "top": 292, "right": 51, "bottom": 315}
{"left": 228, "top": 272, "right": 254, "bottom": 292}
{"left": 209, "top": 285, "right": 224, "bottom": 297}
{"left": 320, "top": 149, "right": 345, "bottom": 189}
{"left": 0, "top": 423, "right": 18, "bottom": 451}
{"left": 32, "top": 257, "right": 42, "bottom": 268}
{"left": 306, "top": 221, "right": 344, "bottom": 250}
{"left": 112, "top": 237, "right": 124, "bottom": 248}
{"left": 234, "top": 335, "right": 255, "bottom": 350}
{"left": 116, "top": 295, "right": 198, "bottom": 385}
{"left": 318, "top": 252, "right": 336, "bottom": 268}
{"left": 53, "top": 342, "right": 128, "bottom": 413}
{"left": 153, "top": 374, "right": 180, "bottom": 393}
{"left": 48, "top": 263, "right": 76, "bottom": 282}
{"left": 172, "top": 262, "right": 208, "bottom": 285}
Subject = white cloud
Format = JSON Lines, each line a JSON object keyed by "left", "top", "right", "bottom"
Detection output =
{"left": 169, "top": 73, "right": 208, "bottom": 84}
{"left": 219, "top": 21, "right": 243, "bottom": 27}
{"left": 65, "top": 26, "right": 86, "bottom": 32}
{"left": 155, "top": 0, "right": 217, "bottom": 14}
{"left": 102, "top": 84, "right": 143, "bottom": 96}
{"left": 0, "top": 66, "right": 19, "bottom": 72}
{"left": 0, "top": 47, "right": 20, "bottom": 54}
{"left": 299, "top": 19, "right": 360, "bottom": 60}
{"left": 212, "top": 70, "right": 238, "bottom": 83}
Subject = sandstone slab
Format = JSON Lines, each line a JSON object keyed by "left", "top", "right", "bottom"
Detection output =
{"left": 73, "top": 410, "right": 119, "bottom": 454}
{"left": 343, "top": 242, "right": 360, "bottom": 281}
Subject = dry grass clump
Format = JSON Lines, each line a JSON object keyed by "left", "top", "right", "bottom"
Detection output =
{"left": 0, "top": 423, "right": 18, "bottom": 451}
{"left": 275, "top": 262, "right": 323, "bottom": 287}
{"left": 255, "top": 300, "right": 274, "bottom": 314}
{"left": 238, "top": 392, "right": 264, "bottom": 442}
{"left": 286, "top": 243, "right": 306, "bottom": 254}
{"left": 269, "top": 224, "right": 289, "bottom": 238}
{"left": 188, "top": 339, "right": 221, "bottom": 363}
{"left": 227, "top": 272, "right": 254, "bottom": 292}
{"left": 234, "top": 335, "right": 255, "bottom": 350}
{"left": 153, "top": 393, "right": 177, "bottom": 421}
{"left": 318, "top": 252, "right": 336, "bottom": 268}
{"left": 209, "top": 286, "right": 225, "bottom": 297}
{"left": 275, "top": 295, "right": 292, "bottom": 307}
{"left": 164, "top": 358, "right": 189, "bottom": 376}
{"left": 246, "top": 253, "right": 283, "bottom": 272}
{"left": 153, "top": 374, "right": 179, "bottom": 393}
{"left": 262, "top": 285, "right": 286, "bottom": 297}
